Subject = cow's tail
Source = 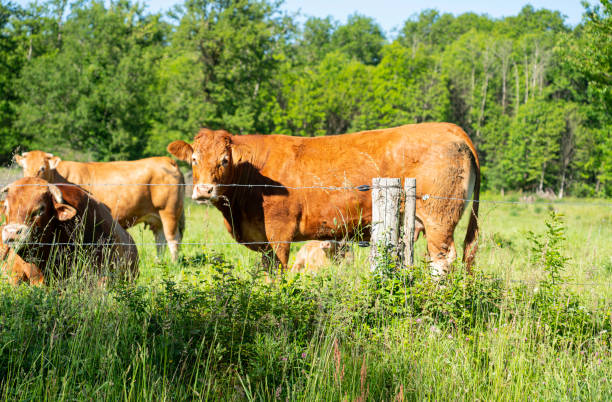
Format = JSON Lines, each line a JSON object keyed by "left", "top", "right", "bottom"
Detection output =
{"left": 179, "top": 208, "right": 185, "bottom": 242}
{"left": 462, "top": 156, "right": 480, "bottom": 272}
{"left": 177, "top": 168, "right": 186, "bottom": 242}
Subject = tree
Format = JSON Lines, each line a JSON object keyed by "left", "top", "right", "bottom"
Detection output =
{"left": 297, "top": 16, "right": 336, "bottom": 64}
{"left": 353, "top": 42, "right": 449, "bottom": 131}
{"left": 147, "top": 0, "right": 289, "bottom": 155}
{"left": 274, "top": 51, "right": 370, "bottom": 136}
{"left": 16, "top": 0, "right": 166, "bottom": 161}
{"left": 0, "top": 2, "right": 24, "bottom": 162}
{"left": 331, "top": 13, "right": 386, "bottom": 65}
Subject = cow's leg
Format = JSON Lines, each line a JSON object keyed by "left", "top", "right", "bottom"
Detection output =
{"left": 260, "top": 243, "right": 290, "bottom": 274}
{"left": 147, "top": 215, "right": 167, "bottom": 259}
{"left": 159, "top": 210, "right": 182, "bottom": 262}
{"left": 262, "top": 220, "right": 295, "bottom": 274}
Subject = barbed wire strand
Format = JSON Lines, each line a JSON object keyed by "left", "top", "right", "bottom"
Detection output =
{"left": 3, "top": 181, "right": 609, "bottom": 289}
{"left": 11, "top": 241, "right": 603, "bottom": 287}
{"left": 2, "top": 182, "right": 611, "bottom": 206}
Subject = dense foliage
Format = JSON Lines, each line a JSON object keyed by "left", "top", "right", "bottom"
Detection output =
{"left": 0, "top": 210, "right": 609, "bottom": 399}
{"left": 1, "top": 0, "right": 610, "bottom": 196}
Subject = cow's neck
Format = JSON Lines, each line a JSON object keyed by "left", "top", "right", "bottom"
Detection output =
{"left": 211, "top": 163, "right": 267, "bottom": 243}
{"left": 49, "top": 168, "right": 71, "bottom": 185}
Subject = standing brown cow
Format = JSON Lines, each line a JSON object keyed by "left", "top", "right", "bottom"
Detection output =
{"left": 14, "top": 151, "right": 185, "bottom": 261}
{"left": 1, "top": 177, "right": 138, "bottom": 281}
{"left": 168, "top": 123, "right": 480, "bottom": 275}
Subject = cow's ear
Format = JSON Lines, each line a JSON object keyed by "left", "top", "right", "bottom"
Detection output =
{"left": 48, "top": 156, "right": 61, "bottom": 170}
{"left": 14, "top": 154, "right": 25, "bottom": 168}
{"left": 0, "top": 185, "right": 8, "bottom": 202}
{"left": 231, "top": 143, "right": 252, "bottom": 164}
{"left": 167, "top": 141, "right": 193, "bottom": 162}
{"left": 54, "top": 203, "right": 77, "bottom": 221}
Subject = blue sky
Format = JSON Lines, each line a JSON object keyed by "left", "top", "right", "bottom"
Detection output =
{"left": 14, "top": 0, "right": 592, "bottom": 36}
{"left": 277, "top": 0, "right": 589, "bottom": 34}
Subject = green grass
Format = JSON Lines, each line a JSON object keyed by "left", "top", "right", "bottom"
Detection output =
{"left": 0, "top": 195, "right": 610, "bottom": 400}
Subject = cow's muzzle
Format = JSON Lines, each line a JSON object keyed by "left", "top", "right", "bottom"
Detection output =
{"left": 2, "top": 224, "right": 29, "bottom": 245}
{"left": 192, "top": 184, "right": 217, "bottom": 203}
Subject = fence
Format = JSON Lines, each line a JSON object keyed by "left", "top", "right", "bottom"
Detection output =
{"left": 2, "top": 174, "right": 610, "bottom": 287}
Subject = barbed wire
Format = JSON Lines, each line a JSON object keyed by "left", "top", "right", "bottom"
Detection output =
{"left": 14, "top": 240, "right": 369, "bottom": 247}
{"left": 423, "top": 194, "right": 612, "bottom": 207}
{"left": 10, "top": 238, "right": 605, "bottom": 287}
{"left": 2, "top": 181, "right": 611, "bottom": 206}
{"left": 1, "top": 182, "right": 373, "bottom": 191}
{"left": 2, "top": 178, "right": 608, "bottom": 289}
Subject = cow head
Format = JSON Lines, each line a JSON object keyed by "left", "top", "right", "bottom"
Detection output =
{"left": 14, "top": 151, "right": 61, "bottom": 180}
{"left": 1, "top": 177, "right": 77, "bottom": 245}
{"left": 167, "top": 129, "right": 249, "bottom": 203}
{"left": 320, "top": 240, "right": 349, "bottom": 259}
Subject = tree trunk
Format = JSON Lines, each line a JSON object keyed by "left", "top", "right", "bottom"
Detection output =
{"left": 514, "top": 63, "right": 520, "bottom": 116}
{"left": 532, "top": 45, "right": 539, "bottom": 98}
{"left": 558, "top": 170, "right": 566, "bottom": 199}
{"left": 470, "top": 66, "right": 475, "bottom": 108}
{"left": 524, "top": 54, "right": 529, "bottom": 103}
{"left": 476, "top": 73, "right": 489, "bottom": 138}
{"left": 501, "top": 61, "right": 507, "bottom": 115}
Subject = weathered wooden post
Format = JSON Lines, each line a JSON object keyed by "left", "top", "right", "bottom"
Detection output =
{"left": 402, "top": 178, "right": 417, "bottom": 267}
{"left": 369, "top": 178, "right": 402, "bottom": 272}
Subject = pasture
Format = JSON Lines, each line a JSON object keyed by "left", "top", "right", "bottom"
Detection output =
{"left": 0, "top": 184, "right": 610, "bottom": 400}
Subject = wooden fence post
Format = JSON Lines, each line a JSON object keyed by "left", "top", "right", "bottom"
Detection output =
{"left": 403, "top": 178, "right": 416, "bottom": 267}
{"left": 369, "top": 178, "right": 402, "bottom": 272}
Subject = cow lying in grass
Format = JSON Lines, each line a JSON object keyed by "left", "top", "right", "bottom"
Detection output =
{"left": 1, "top": 177, "right": 138, "bottom": 283}
{"left": 168, "top": 123, "right": 480, "bottom": 276}
{"left": 291, "top": 240, "right": 354, "bottom": 273}
{"left": 15, "top": 151, "right": 185, "bottom": 261}
{"left": 0, "top": 244, "right": 44, "bottom": 285}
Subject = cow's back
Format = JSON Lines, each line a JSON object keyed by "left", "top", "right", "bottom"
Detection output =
{"left": 57, "top": 157, "right": 184, "bottom": 227}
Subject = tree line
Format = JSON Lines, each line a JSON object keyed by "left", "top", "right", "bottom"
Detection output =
{"left": 1, "top": 0, "right": 610, "bottom": 196}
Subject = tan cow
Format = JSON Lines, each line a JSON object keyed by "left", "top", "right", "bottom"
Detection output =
{"left": 168, "top": 123, "right": 480, "bottom": 276}
{"left": 291, "top": 240, "right": 354, "bottom": 273}
{"left": 0, "top": 244, "right": 44, "bottom": 285}
{"left": 14, "top": 151, "right": 185, "bottom": 260}
{"left": 0, "top": 201, "right": 43, "bottom": 285}
{"left": 1, "top": 177, "right": 138, "bottom": 281}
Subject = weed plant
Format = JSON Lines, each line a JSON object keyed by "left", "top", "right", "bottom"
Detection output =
{"left": 0, "top": 204, "right": 610, "bottom": 400}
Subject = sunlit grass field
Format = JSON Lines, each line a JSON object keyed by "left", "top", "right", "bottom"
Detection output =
{"left": 0, "top": 188, "right": 610, "bottom": 400}
{"left": 134, "top": 194, "right": 612, "bottom": 300}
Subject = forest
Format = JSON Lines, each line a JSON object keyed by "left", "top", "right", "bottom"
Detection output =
{"left": 0, "top": 0, "right": 610, "bottom": 196}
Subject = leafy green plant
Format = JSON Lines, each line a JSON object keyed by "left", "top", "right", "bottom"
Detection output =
{"left": 528, "top": 211, "right": 569, "bottom": 287}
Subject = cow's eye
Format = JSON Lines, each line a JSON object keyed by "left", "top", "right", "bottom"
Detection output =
{"left": 39, "top": 166, "right": 46, "bottom": 172}
{"left": 220, "top": 156, "right": 229, "bottom": 167}
{"left": 192, "top": 157, "right": 197, "bottom": 166}
{"left": 35, "top": 205, "right": 45, "bottom": 216}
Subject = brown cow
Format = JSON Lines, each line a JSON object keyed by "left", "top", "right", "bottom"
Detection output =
{"left": 14, "top": 151, "right": 185, "bottom": 261}
{"left": 167, "top": 123, "right": 480, "bottom": 275}
{"left": 1, "top": 177, "right": 138, "bottom": 281}
{"left": 291, "top": 240, "right": 354, "bottom": 273}
{"left": 0, "top": 244, "right": 44, "bottom": 285}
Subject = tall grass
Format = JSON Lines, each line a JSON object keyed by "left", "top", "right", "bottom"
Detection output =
{"left": 0, "top": 196, "right": 609, "bottom": 400}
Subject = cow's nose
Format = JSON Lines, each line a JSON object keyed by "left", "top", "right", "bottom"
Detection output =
{"left": 192, "top": 184, "right": 215, "bottom": 201}
{"left": 2, "top": 224, "right": 28, "bottom": 244}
